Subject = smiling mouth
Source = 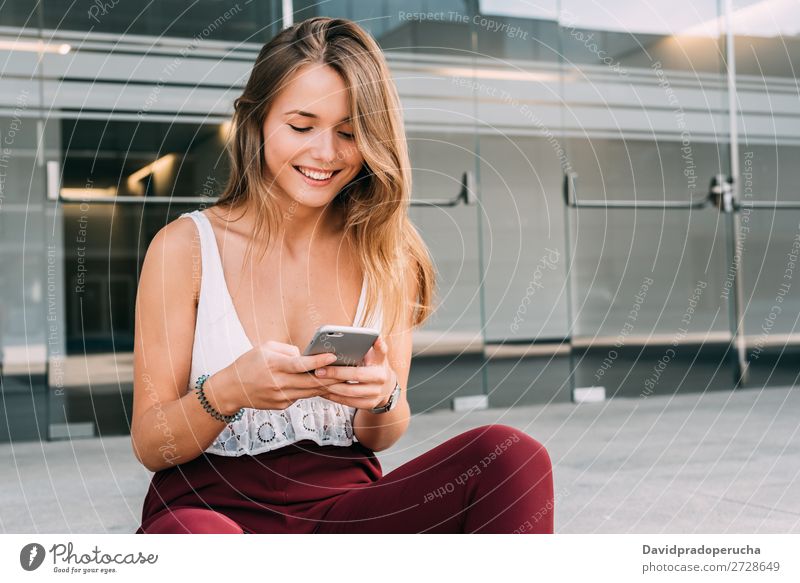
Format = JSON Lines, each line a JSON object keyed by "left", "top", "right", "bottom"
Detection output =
{"left": 293, "top": 165, "right": 342, "bottom": 181}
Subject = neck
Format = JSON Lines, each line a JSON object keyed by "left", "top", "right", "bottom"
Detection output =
{"left": 235, "top": 196, "right": 346, "bottom": 259}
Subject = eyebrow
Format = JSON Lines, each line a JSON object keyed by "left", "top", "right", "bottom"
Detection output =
{"left": 284, "top": 109, "right": 351, "bottom": 124}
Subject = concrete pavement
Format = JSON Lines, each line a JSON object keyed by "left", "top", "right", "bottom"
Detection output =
{"left": 1, "top": 385, "right": 798, "bottom": 533}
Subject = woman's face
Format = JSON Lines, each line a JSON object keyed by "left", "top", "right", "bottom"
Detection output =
{"left": 262, "top": 63, "right": 363, "bottom": 210}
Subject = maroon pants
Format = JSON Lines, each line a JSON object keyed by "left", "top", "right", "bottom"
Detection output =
{"left": 136, "top": 424, "right": 554, "bottom": 534}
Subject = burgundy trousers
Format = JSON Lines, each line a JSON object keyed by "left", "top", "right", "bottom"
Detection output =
{"left": 136, "top": 424, "right": 554, "bottom": 534}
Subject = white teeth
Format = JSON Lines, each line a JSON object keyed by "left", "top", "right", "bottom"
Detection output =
{"left": 297, "top": 166, "right": 334, "bottom": 180}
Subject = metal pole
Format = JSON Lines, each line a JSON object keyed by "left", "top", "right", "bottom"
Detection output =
{"left": 282, "top": 0, "right": 293, "bottom": 29}
{"left": 724, "top": 0, "right": 749, "bottom": 386}
{"left": 562, "top": 174, "right": 577, "bottom": 400}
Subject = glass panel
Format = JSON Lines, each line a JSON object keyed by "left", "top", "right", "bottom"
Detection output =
{"left": 58, "top": 119, "right": 229, "bottom": 356}
{"left": 53, "top": 117, "right": 228, "bottom": 434}
{"left": 294, "top": 0, "right": 473, "bottom": 57}
{"left": 478, "top": 131, "right": 573, "bottom": 406}
{"left": 406, "top": 129, "right": 486, "bottom": 411}
{"left": 0, "top": 0, "right": 40, "bottom": 28}
{"left": 476, "top": 0, "right": 560, "bottom": 61}
{"left": 560, "top": 1, "right": 736, "bottom": 398}
{"left": 0, "top": 23, "right": 50, "bottom": 441}
{"left": 731, "top": 0, "right": 800, "bottom": 385}
{"left": 41, "top": 0, "right": 281, "bottom": 42}
{"left": 58, "top": 202, "right": 199, "bottom": 435}
{"left": 559, "top": 0, "right": 723, "bottom": 73}
{"left": 569, "top": 199, "right": 733, "bottom": 396}
{"left": 567, "top": 139, "right": 727, "bottom": 203}
{"left": 59, "top": 120, "right": 230, "bottom": 200}
{"left": 471, "top": 2, "right": 572, "bottom": 406}
{"left": 479, "top": 135, "right": 568, "bottom": 342}
{"left": 731, "top": 0, "right": 800, "bottom": 78}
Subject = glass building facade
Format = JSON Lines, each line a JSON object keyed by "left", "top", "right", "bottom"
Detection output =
{"left": 1, "top": 0, "right": 798, "bottom": 441}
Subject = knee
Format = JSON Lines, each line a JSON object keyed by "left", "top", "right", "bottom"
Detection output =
{"left": 463, "top": 424, "right": 552, "bottom": 474}
{"left": 142, "top": 508, "right": 244, "bottom": 534}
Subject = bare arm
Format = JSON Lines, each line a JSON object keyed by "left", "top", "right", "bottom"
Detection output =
{"left": 130, "top": 218, "right": 238, "bottom": 472}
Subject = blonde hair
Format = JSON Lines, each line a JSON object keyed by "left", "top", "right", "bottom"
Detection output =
{"left": 213, "top": 17, "right": 435, "bottom": 336}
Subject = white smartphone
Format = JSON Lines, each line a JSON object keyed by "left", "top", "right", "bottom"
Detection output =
{"left": 302, "top": 325, "right": 380, "bottom": 367}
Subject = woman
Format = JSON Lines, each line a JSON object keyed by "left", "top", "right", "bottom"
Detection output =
{"left": 132, "top": 17, "right": 554, "bottom": 534}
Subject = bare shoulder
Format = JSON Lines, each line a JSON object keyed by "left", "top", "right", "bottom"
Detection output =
{"left": 141, "top": 214, "right": 202, "bottom": 304}
{"left": 200, "top": 204, "right": 252, "bottom": 241}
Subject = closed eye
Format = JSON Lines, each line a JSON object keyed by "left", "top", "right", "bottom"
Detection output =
{"left": 287, "top": 124, "right": 354, "bottom": 140}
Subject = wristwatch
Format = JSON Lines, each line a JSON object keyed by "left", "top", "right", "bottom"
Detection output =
{"left": 370, "top": 380, "right": 402, "bottom": 414}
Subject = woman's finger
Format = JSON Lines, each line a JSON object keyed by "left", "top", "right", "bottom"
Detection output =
{"left": 315, "top": 364, "right": 384, "bottom": 384}
{"left": 291, "top": 377, "right": 341, "bottom": 390}
{"left": 362, "top": 336, "right": 389, "bottom": 366}
{"left": 283, "top": 351, "right": 339, "bottom": 374}
{"left": 324, "top": 381, "right": 382, "bottom": 398}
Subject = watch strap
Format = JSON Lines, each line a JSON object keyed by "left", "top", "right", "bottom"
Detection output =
{"left": 370, "top": 380, "right": 401, "bottom": 414}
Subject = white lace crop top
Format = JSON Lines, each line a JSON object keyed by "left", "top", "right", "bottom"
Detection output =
{"left": 179, "top": 210, "right": 382, "bottom": 456}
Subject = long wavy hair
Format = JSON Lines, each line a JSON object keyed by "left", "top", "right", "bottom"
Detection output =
{"left": 213, "top": 17, "right": 435, "bottom": 336}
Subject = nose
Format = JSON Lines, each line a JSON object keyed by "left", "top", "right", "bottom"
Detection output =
{"left": 308, "top": 128, "right": 338, "bottom": 168}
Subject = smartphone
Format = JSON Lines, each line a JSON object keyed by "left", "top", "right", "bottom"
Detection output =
{"left": 302, "top": 325, "right": 380, "bottom": 367}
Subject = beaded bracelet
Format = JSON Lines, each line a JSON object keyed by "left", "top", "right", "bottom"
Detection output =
{"left": 194, "top": 374, "right": 244, "bottom": 424}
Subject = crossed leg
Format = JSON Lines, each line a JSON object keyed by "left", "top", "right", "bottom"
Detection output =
{"left": 316, "top": 424, "right": 554, "bottom": 533}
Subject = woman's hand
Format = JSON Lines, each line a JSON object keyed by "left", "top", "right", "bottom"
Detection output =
{"left": 316, "top": 337, "right": 397, "bottom": 410}
{"left": 213, "top": 341, "right": 341, "bottom": 413}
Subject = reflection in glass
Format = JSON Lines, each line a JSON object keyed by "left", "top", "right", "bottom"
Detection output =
{"left": 559, "top": 0, "right": 718, "bottom": 35}
{"left": 565, "top": 139, "right": 727, "bottom": 203}
{"left": 295, "top": 0, "right": 474, "bottom": 57}
{"left": 477, "top": 135, "right": 567, "bottom": 342}
{"left": 559, "top": 0, "right": 723, "bottom": 73}
{"left": 59, "top": 120, "right": 230, "bottom": 200}
{"left": 42, "top": 0, "right": 281, "bottom": 42}
{"left": 0, "top": 1, "right": 40, "bottom": 28}
{"left": 732, "top": 0, "right": 800, "bottom": 77}
{"left": 474, "top": 8, "right": 559, "bottom": 61}
{"left": 479, "top": 0, "right": 557, "bottom": 21}
{"left": 61, "top": 202, "right": 199, "bottom": 353}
